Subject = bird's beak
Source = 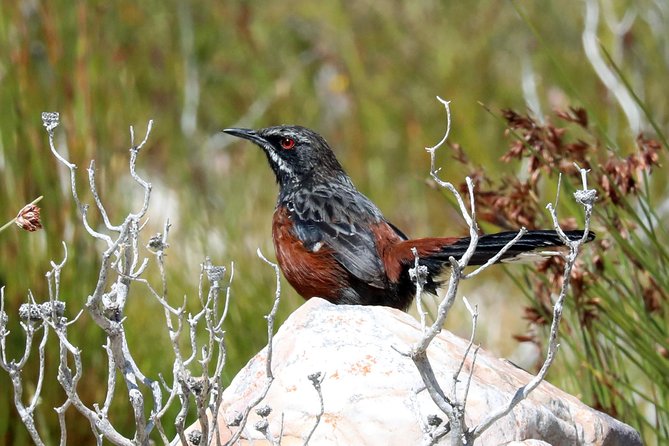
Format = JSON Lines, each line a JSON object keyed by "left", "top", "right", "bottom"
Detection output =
{"left": 222, "top": 128, "right": 267, "bottom": 146}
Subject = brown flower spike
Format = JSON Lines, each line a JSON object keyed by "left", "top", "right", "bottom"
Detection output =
{"left": 15, "top": 204, "right": 42, "bottom": 232}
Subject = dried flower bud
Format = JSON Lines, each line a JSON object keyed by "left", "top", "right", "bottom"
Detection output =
{"left": 15, "top": 204, "right": 42, "bottom": 232}
{"left": 42, "top": 111, "right": 60, "bottom": 132}
{"left": 229, "top": 412, "right": 243, "bottom": 427}
{"left": 427, "top": 414, "right": 443, "bottom": 426}
{"left": 19, "top": 301, "right": 66, "bottom": 322}
{"left": 255, "top": 405, "right": 272, "bottom": 417}
{"left": 147, "top": 233, "right": 167, "bottom": 251}
{"left": 187, "top": 429, "right": 202, "bottom": 445}
{"left": 204, "top": 257, "right": 226, "bottom": 282}
{"left": 308, "top": 371, "right": 323, "bottom": 385}
{"left": 254, "top": 418, "right": 269, "bottom": 433}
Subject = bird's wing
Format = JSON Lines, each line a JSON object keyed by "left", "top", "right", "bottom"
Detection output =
{"left": 290, "top": 185, "right": 390, "bottom": 289}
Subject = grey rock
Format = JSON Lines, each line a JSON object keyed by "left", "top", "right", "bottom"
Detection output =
{"left": 203, "top": 298, "right": 641, "bottom": 445}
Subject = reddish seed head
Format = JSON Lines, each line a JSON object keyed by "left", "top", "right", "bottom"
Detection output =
{"left": 15, "top": 204, "right": 42, "bottom": 232}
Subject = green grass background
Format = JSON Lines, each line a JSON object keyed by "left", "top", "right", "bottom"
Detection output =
{"left": 1, "top": 1, "right": 667, "bottom": 444}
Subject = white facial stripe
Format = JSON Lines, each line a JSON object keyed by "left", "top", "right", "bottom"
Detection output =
{"left": 263, "top": 143, "right": 294, "bottom": 176}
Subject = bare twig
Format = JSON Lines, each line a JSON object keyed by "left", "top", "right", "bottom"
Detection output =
{"left": 398, "top": 99, "right": 485, "bottom": 444}
{"left": 467, "top": 165, "right": 596, "bottom": 441}
{"left": 3, "top": 111, "right": 287, "bottom": 445}
{"left": 451, "top": 297, "right": 478, "bottom": 405}
{"left": 463, "top": 229, "right": 527, "bottom": 279}
{"left": 403, "top": 99, "right": 595, "bottom": 446}
{"left": 43, "top": 112, "right": 114, "bottom": 246}
{"left": 88, "top": 160, "right": 121, "bottom": 231}
{"left": 303, "top": 372, "right": 326, "bottom": 445}
{"left": 223, "top": 249, "right": 282, "bottom": 446}
{"left": 410, "top": 247, "right": 429, "bottom": 332}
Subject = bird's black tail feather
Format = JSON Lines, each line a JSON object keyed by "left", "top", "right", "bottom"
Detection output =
{"left": 431, "top": 229, "right": 595, "bottom": 266}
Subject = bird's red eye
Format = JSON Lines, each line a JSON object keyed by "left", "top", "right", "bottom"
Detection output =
{"left": 280, "top": 137, "right": 296, "bottom": 150}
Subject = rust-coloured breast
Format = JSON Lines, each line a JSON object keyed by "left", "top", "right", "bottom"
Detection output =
{"left": 272, "top": 206, "right": 349, "bottom": 302}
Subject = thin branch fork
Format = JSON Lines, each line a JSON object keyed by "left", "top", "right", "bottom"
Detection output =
{"left": 33, "top": 114, "right": 187, "bottom": 445}
{"left": 468, "top": 165, "right": 595, "bottom": 440}
{"left": 3, "top": 111, "right": 293, "bottom": 445}
{"left": 222, "top": 249, "right": 282, "bottom": 446}
{"left": 401, "top": 98, "right": 492, "bottom": 444}
{"left": 403, "top": 99, "right": 597, "bottom": 446}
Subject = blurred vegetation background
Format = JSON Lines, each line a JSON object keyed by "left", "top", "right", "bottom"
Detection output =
{"left": 0, "top": 0, "right": 667, "bottom": 444}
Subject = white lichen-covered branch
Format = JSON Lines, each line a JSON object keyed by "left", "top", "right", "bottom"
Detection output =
{"left": 403, "top": 99, "right": 596, "bottom": 446}
{"left": 0, "top": 113, "right": 240, "bottom": 446}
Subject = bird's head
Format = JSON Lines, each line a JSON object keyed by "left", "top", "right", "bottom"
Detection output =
{"left": 223, "top": 125, "right": 346, "bottom": 188}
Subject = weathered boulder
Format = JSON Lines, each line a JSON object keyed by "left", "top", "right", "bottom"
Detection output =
{"left": 200, "top": 298, "right": 641, "bottom": 445}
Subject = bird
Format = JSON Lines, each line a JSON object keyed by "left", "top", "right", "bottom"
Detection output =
{"left": 223, "top": 125, "right": 594, "bottom": 311}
